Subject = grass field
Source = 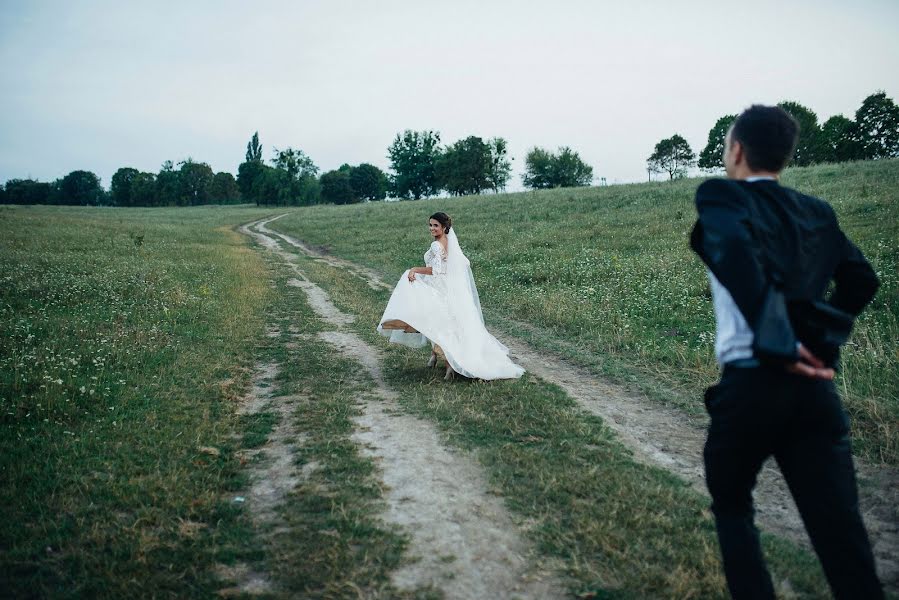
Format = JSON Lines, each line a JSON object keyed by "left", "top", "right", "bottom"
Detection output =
{"left": 269, "top": 159, "right": 899, "bottom": 465}
{"left": 0, "top": 205, "right": 277, "bottom": 596}
{"left": 1, "top": 159, "right": 894, "bottom": 597}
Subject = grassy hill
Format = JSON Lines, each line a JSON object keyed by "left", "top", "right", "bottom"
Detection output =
{"left": 270, "top": 159, "right": 899, "bottom": 465}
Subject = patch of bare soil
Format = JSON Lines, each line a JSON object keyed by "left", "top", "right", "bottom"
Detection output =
{"left": 277, "top": 219, "right": 899, "bottom": 592}
{"left": 242, "top": 217, "right": 567, "bottom": 600}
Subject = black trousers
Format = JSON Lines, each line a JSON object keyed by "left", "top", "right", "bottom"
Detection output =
{"left": 703, "top": 364, "right": 883, "bottom": 599}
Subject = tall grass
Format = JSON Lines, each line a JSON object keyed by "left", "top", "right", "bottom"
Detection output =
{"left": 269, "top": 159, "right": 899, "bottom": 464}
{"left": 0, "top": 205, "right": 277, "bottom": 596}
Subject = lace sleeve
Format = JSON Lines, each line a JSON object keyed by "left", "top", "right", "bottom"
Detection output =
{"left": 428, "top": 241, "right": 447, "bottom": 275}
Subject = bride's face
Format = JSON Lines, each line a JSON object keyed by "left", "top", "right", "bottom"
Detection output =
{"left": 428, "top": 219, "right": 443, "bottom": 238}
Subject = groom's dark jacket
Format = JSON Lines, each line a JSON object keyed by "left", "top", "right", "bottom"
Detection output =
{"left": 690, "top": 178, "right": 879, "bottom": 367}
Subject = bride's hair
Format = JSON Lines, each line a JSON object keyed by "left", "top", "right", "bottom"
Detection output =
{"left": 429, "top": 212, "right": 452, "bottom": 234}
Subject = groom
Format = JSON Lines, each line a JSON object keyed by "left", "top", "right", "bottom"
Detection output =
{"left": 690, "top": 105, "right": 883, "bottom": 598}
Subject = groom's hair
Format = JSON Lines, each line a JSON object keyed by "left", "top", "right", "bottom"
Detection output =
{"left": 730, "top": 105, "right": 799, "bottom": 173}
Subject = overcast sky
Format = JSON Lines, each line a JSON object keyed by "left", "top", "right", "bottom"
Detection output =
{"left": 2, "top": 0, "right": 898, "bottom": 190}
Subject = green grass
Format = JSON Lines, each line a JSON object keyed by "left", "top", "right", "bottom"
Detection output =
{"left": 282, "top": 237, "right": 832, "bottom": 598}
{"left": 268, "top": 159, "right": 899, "bottom": 465}
{"left": 0, "top": 205, "right": 279, "bottom": 597}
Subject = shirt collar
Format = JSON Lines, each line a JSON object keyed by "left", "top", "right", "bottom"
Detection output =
{"left": 744, "top": 176, "right": 777, "bottom": 182}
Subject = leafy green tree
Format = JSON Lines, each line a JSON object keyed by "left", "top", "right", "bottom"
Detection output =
{"left": 155, "top": 161, "right": 180, "bottom": 206}
{"left": 320, "top": 169, "right": 356, "bottom": 204}
{"left": 349, "top": 163, "right": 388, "bottom": 200}
{"left": 237, "top": 160, "right": 266, "bottom": 205}
{"left": 855, "top": 91, "right": 899, "bottom": 159}
{"left": 438, "top": 136, "right": 492, "bottom": 196}
{"left": 272, "top": 147, "right": 318, "bottom": 180}
{"left": 522, "top": 146, "right": 593, "bottom": 189}
{"left": 387, "top": 130, "right": 442, "bottom": 199}
{"left": 552, "top": 146, "right": 593, "bottom": 187}
{"left": 178, "top": 159, "right": 214, "bottom": 206}
{"left": 130, "top": 172, "right": 157, "bottom": 206}
{"left": 778, "top": 101, "right": 822, "bottom": 166}
{"left": 3, "top": 179, "right": 53, "bottom": 204}
{"left": 250, "top": 165, "right": 282, "bottom": 205}
{"left": 246, "top": 131, "right": 263, "bottom": 162}
{"left": 698, "top": 115, "right": 736, "bottom": 170}
{"left": 486, "top": 137, "right": 512, "bottom": 192}
{"left": 647, "top": 134, "right": 696, "bottom": 180}
{"left": 59, "top": 170, "right": 104, "bottom": 205}
{"left": 110, "top": 167, "right": 139, "bottom": 206}
{"left": 268, "top": 147, "right": 319, "bottom": 205}
{"left": 0, "top": 185, "right": 6, "bottom": 205}
{"left": 210, "top": 172, "right": 241, "bottom": 204}
{"left": 522, "top": 147, "right": 556, "bottom": 189}
{"left": 820, "top": 115, "right": 863, "bottom": 163}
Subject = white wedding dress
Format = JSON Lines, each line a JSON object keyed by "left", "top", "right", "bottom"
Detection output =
{"left": 377, "top": 228, "right": 524, "bottom": 380}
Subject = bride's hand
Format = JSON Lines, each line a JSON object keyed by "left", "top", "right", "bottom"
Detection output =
{"left": 407, "top": 269, "right": 416, "bottom": 282}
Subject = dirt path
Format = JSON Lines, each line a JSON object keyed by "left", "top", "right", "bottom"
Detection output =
{"left": 217, "top": 358, "right": 308, "bottom": 597}
{"left": 263, "top": 217, "right": 899, "bottom": 591}
{"left": 242, "top": 217, "right": 567, "bottom": 599}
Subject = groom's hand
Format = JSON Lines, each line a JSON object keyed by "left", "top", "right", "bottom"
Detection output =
{"left": 786, "top": 344, "right": 834, "bottom": 380}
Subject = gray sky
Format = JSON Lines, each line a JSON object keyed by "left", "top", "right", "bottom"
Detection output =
{"left": 2, "top": 0, "right": 898, "bottom": 190}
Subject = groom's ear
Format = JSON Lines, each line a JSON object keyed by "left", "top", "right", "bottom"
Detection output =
{"left": 730, "top": 140, "right": 745, "bottom": 168}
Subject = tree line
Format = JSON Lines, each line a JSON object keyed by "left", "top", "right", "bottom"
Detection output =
{"left": 3, "top": 90, "right": 895, "bottom": 204}
{"left": 646, "top": 90, "right": 899, "bottom": 180}
{"left": 0, "top": 159, "right": 241, "bottom": 207}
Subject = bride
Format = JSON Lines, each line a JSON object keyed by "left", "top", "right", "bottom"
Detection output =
{"left": 377, "top": 212, "right": 524, "bottom": 381}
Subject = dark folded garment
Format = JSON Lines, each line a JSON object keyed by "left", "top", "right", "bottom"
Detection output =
{"left": 789, "top": 300, "right": 855, "bottom": 368}
{"left": 752, "top": 285, "right": 854, "bottom": 369}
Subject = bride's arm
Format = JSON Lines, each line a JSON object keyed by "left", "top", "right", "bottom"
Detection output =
{"left": 407, "top": 266, "right": 433, "bottom": 281}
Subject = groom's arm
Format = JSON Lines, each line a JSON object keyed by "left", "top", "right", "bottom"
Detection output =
{"left": 691, "top": 179, "right": 769, "bottom": 326}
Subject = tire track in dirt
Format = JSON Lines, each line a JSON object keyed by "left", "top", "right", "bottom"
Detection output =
{"left": 217, "top": 357, "right": 312, "bottom": 597}
{"left": 242, "top": 217, "right": 567, "bottom": 600}
{"left": 264, "top": 217, "right": 899, "bottom": 591}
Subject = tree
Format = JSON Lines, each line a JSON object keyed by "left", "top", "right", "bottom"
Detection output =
{"left": 272, "top": 147, "right": 318, "bottom": 180}
{"left": 437, "top": 136, "right": 492, "bottom": 196}
{"left": 155, "top": 160, "right": 180, "bottom": 206}
{"left": 486, "top": 137, "right": 512, "bottom": 193}
{"left": 59, "top": 170, "right": 104, "bottom": 205}
{"left": 349, "top": 163, "right": 388, "bottom": 200}
{"left": 270, "top": 147, "right": 320, "bottom": 205}
{"left": 246, "top": 131, "right": 263, "bottom": 162}
{"left": 237, "top": 160, "right": 266, "bottom": 205}
{"left": 320, "top": 169, "right": 356, "bottom": 204}
{"left": 778, "top": 101, "right": 822, "bottom": 166}
{"left": 3, "top": 179, "right": 52, "bottom": 204}
{"left": 855, "top": 91, "right": 899, "bottom": 159}
{"left": 552, "top": 147, "right": 593, "bottom": 187}
{"left": 521, "top": 147, "right": 556, "bottom": 189}
{"left": 210, "top": 172, "right": 241, "bottom": 204}
{"left": 820, "top": 115, "right": 863, "bottom": 163}
{"left": 178, "top": 159, "right": 214, "bottom": 206}
{"left": 647, "top": 135, "right": 696, "bottom": 180}
{"left": 387, "top": 130, "right": 442, "bottom": 199}
{"left": 522, "top": 146, "right": 593, "bottom": 189}
{"left": 110, "top": 167, "right": 139, "bottom": 207}
{"left": 130, "top": 172, "right": 157, "bottom": 206}
{"left": 698, "top": 115, "right": 737, "bottom": 170}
